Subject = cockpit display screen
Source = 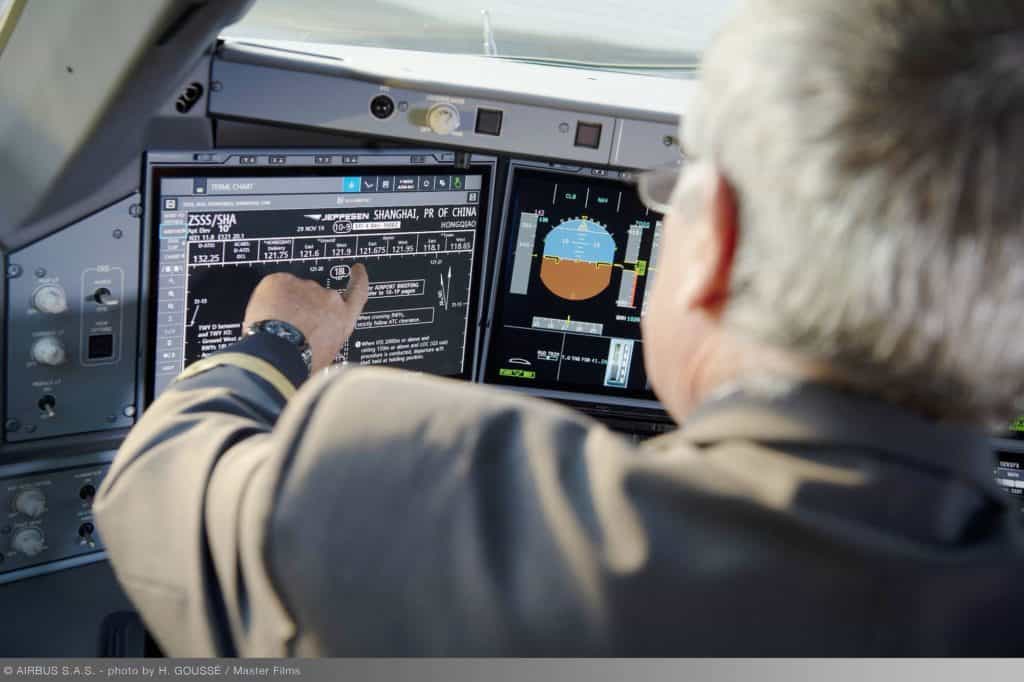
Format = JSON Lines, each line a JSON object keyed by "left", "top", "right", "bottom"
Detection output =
{"left": 994, "top": 451, "right": 1024, "bottom": 516}
{"left": 482, "top": 164, "right": 662, "bottom": 406}
{"left": 149, "top": 157, "right": 492, "bottom": 398}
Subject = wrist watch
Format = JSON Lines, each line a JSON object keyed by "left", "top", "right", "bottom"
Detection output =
{"left": 246, "top": 319, "right": 313, "bottom": 374}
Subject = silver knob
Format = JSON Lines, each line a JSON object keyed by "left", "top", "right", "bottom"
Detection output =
{"left": 12, "top": 528, "right": 44, "bottom": 557}
{"left": 31, "top": 336, "right": 66, "bottom": 366}
{"left": 32, "top": 285, "right": 68, "bottom": 314}
{"left": 426, "top": 103, "right": 461, "bottom": 135}
{"left": 13, "top": 489, "right": 46, "bottom": 518}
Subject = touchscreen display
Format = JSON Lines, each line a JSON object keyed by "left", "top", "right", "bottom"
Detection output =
{"left": 484, "top": 166, "right": 662, "bottom": 403}
{"left": 151, "top": 165, "right": 489, "bottom": 397}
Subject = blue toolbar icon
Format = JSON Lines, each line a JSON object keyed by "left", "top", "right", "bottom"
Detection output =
{"left": 342, "top": 177, "right": 362, "bottom": 193}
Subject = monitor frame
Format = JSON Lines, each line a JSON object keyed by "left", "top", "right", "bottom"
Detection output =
{"left": 479, "top": 158, "right": 665, "bottom": 413}
{"left": 138, "top": 148, "right": 498, "bottom": 411}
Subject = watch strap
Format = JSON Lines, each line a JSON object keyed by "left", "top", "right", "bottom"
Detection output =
{"left": 246, "top": 320, "right": 313, "bottom": 374}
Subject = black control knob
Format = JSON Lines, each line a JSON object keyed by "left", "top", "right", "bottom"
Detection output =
{"left": 370, "top": 94, "right": 395, "bottom": 119}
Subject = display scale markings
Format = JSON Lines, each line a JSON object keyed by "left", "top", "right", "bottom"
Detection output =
{"left": 185, "top": 229, "right": 475, "bottom": 266}
{"left": 505, "top": 323, "right": 632, "bottom": 342}
{"left": 186, "top": 248, "right": 474, "bottom": 267}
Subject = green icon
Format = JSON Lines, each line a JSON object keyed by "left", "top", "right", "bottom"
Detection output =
{"left": 499, "top": 368, "right": 536, "bottom": 379}
{"left": 635, "top": 260, "right": 647, "bottom": 276}
{"left": 452, "top": 176, "right": 463, "bottom": 189}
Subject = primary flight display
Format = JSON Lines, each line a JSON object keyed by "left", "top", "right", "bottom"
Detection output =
{"left": 483, "top": 166, "right": 663, "bottom": 404}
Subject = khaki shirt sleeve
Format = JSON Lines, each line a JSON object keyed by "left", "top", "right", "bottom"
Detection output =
{"left": 93, "top": 349, "right": 302, "bottom": 655}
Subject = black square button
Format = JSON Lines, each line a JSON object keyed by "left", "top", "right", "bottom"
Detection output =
{"left": 574, "top": 122, "right": 602, "bottom": 149}
{"left": 87, "top": 334, "right": 114, "bottom": 360}
{"left": 475, "top": 108, "right": 504, "bottom": 136}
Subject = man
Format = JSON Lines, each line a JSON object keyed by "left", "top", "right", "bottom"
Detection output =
{"left": 96, "top": 0, "right": 1024, "bottom": 656}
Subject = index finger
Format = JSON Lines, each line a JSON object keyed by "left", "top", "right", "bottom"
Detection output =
{"left": 342, "top": 263, "right": 370, "bottom": 311}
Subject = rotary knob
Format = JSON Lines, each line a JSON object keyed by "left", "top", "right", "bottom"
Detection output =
{"left": 31, "top": 336, "right": 66, "bottom": 366}
{"left": 11, "top": 528, "right": 44, "bottom": 557}
{"left": 32, "top": 285, "right": 68, "bottom": 314}
{"left": 13, "top": 489, "right": 46, "bottom": 518}
{"left": 426, "top": 103, "right": 461, "bottom": 135}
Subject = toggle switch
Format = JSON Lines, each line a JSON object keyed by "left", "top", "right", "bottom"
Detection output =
{"left": 78, "top": 522, "right": 96, "bottom": 548}
{"left": 37, "top": 394, "right": 56, "bottom": 418}
{"left": 92, "top": 287, "right": 119, "bottom": 306}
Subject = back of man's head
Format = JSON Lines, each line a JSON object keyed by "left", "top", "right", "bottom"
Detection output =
{"left": 686, "top": 0, "right": 1024, "bottom": 425}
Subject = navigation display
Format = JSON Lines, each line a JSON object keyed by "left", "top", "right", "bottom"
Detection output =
{"left": 483, "top": 165, "right": 662, "bottom": 405}
{"left": 150, "top": 161, "right": 491, "bottom": 397}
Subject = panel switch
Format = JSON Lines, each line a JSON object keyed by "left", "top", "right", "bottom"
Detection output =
{"left": 87, "top": 334, "right": 114, "bottom": 360}
{"left": 574, "top": 122, "right": 603, "bottom": 149}
{"left": 475, "top": 108, "right": 503, "bottom": 136}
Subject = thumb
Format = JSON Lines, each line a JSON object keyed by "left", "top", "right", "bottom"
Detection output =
{"left": 343, "top": 263, "right": 370, "bottom": 312}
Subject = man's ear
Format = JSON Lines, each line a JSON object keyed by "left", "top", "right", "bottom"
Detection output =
{"left": 690, "top": 173, "right": 739, "bottom": 314}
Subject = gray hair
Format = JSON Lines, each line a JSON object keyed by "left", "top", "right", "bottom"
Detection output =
{"left": 685, "top": 0, "right": 1024, "bottom": 425}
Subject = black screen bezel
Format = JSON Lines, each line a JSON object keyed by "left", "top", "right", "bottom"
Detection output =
{"left": 145, "top": 162, "right": 494, "bottom": 404}
{"left": 482, "top": 164, "right": 660, "bottom": 404}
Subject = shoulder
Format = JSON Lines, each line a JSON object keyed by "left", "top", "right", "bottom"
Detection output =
{"left": 288, "top": 366, "right": 612, "bottom": 460}
{"left": 263, "top": 367, "right": 643, "bottom": 654}
{"left": 267, "top": 367, "right": 645, "bottom": 528}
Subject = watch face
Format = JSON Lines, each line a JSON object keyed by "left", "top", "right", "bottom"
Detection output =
{"left": 257, "top": 320, "right": 306, "bottom": 347}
